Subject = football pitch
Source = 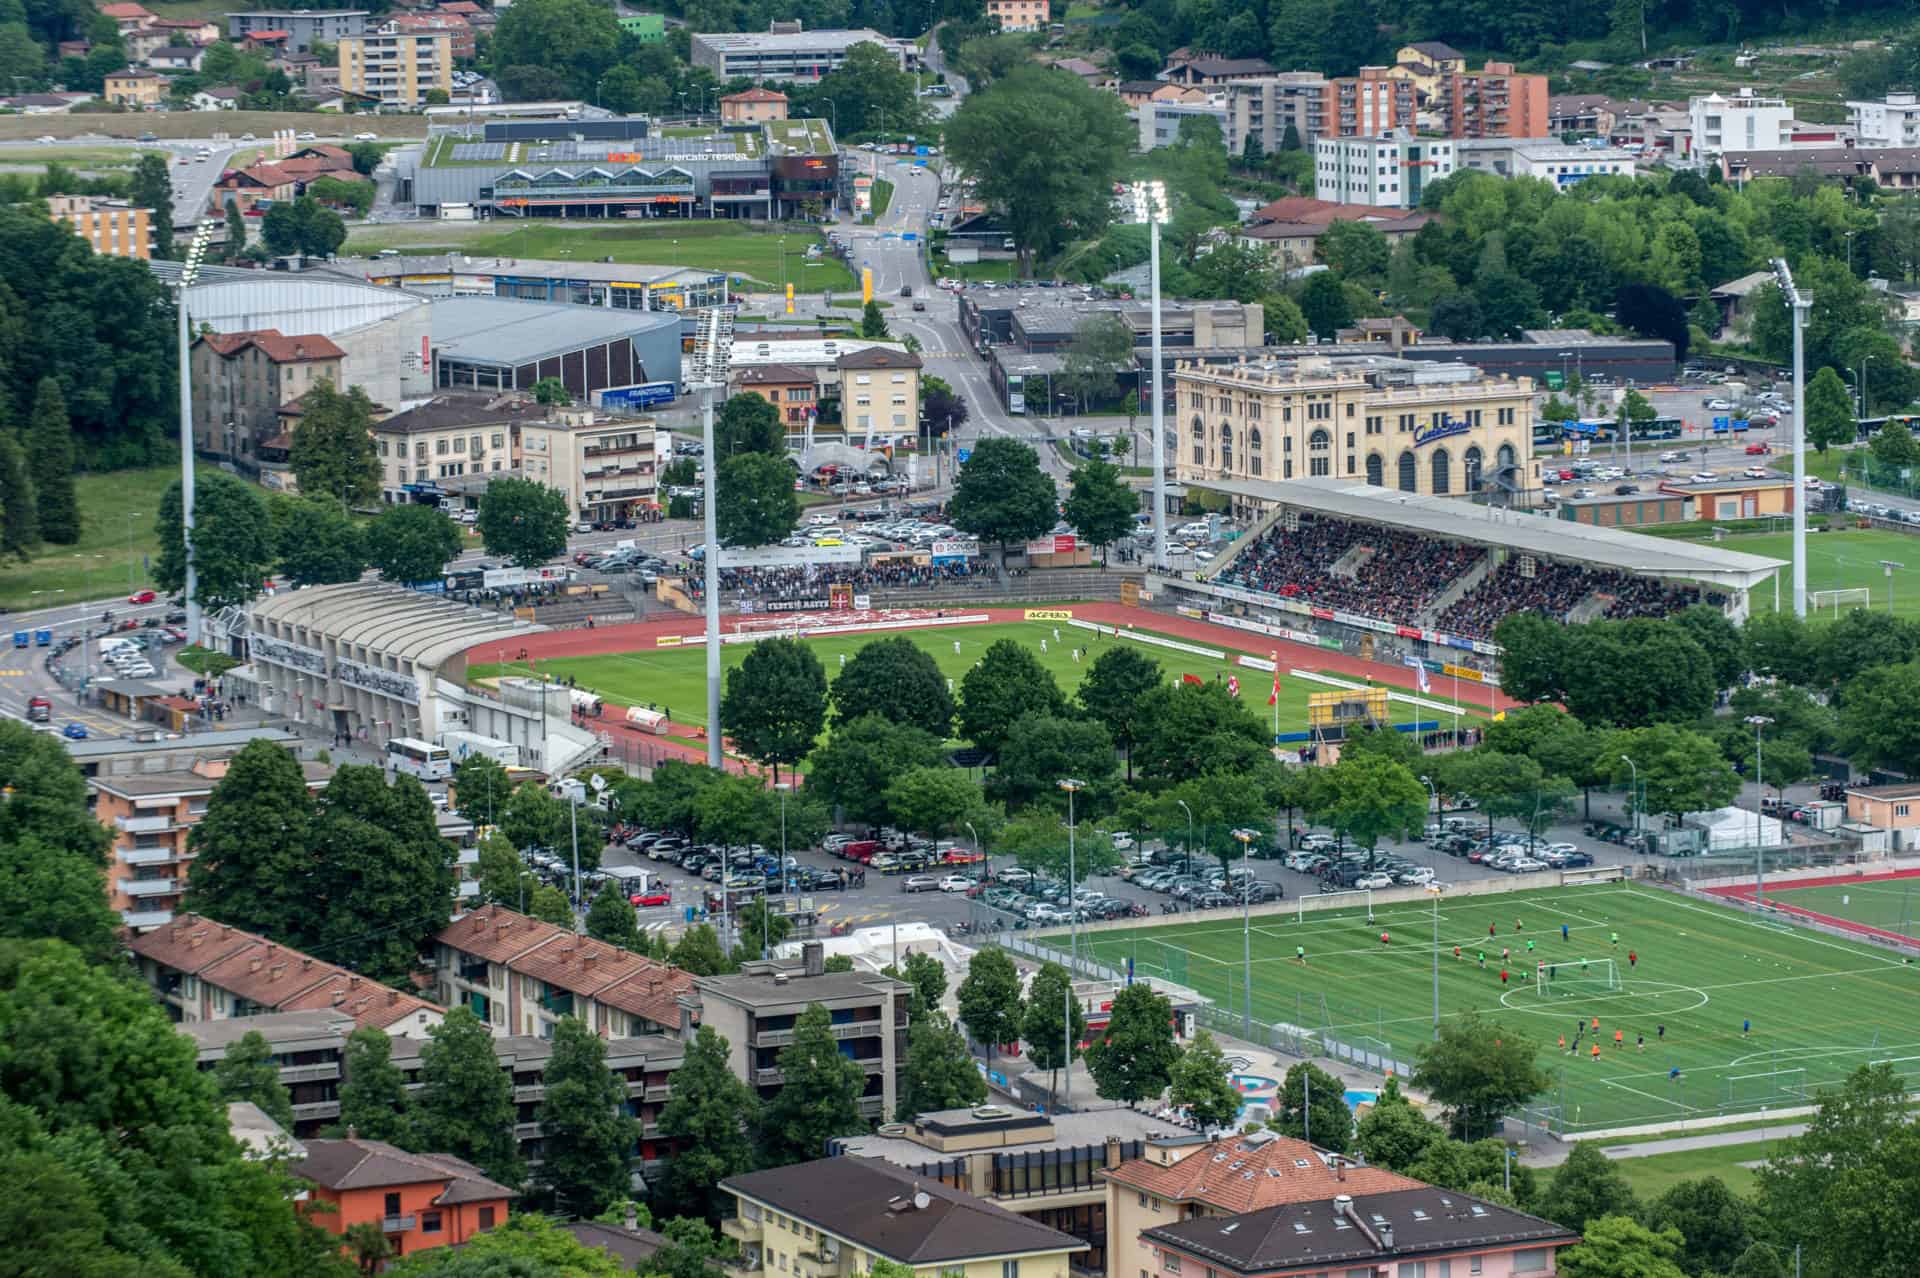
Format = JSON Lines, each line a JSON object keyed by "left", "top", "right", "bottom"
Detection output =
{"left": 1714, "top": 529, "right": 1920, "bottom": 618}
{"left": 1049, "top": 880, "right": 1920, "bottom": 1133}
{"left": 1762, "top": 876, "right": 1920, "bottom": 942}
{"left": 468, "top": 620, "right": 1484, "bottom": 745}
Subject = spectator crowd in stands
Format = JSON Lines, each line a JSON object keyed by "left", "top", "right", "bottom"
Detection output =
{"left": 1219, "top": 514, "right": 1707, "bottom": 638}
{"left": 687, "top": 559, "right": 998, "bottom": 602}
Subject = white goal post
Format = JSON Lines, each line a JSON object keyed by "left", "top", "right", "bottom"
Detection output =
{"left": 1810, "top": 588, "right": 1871, "bottom": 617}
{"left": 1535, "top": 958, "right": 1622, "bottom": 998}
{"left": 1301, "top": 887, "right": 1374, "bottom": 923}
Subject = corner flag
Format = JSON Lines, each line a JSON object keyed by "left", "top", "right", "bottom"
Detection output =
{"left": 1267, "top": 652, "right": 1281, "bottom": 706}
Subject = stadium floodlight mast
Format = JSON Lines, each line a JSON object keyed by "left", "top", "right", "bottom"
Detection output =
{"left": 1427, "top": 883, "right": 1444, "bottom": 1040}
{"left": 1128, "top": 181, "right": 1172, "bottom": 571}
{"left": 1746, "top": 715, "right": 1773, "bottom": 905}
{"left": 1058, "top": 777, "right": 1084, "bottom": 970}
{"left": 1770, "top": 257, "right": 1810, "bottom": 617}
{"left": 1882, "top": 560, "right": 1904, "bottom": 615}
{"left": 692, "top": 307, "right": 732, "bottom": 767}
{"left": 1620, "top": 754, "right": 1639, "bottom": 836}
{"left": 173, "top": 223, "right": 217, "bottom": 646}
{"left": 1234, "top": 828, "right": 1253, "bottom": 1036}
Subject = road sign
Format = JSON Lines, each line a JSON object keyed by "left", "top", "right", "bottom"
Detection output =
{"left": 956, "top": 448, "right": 971, "bottom": 463}
{"left": 901, "top": 231, "right": 918, "bottom": 241}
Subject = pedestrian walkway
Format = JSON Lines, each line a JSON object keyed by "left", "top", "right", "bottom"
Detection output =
{"left": 1515, "top": 1122, "right": 1807, "bottom": 1168}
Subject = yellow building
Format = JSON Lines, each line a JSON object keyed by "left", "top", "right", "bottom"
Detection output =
{"left": 1171, "top": 354, "right": 1537, "bottom": 503}
{"left": 720, "top": 87, "right": 789, "bottom": 123}
{"left": 721, "top": 1156, "right": 1085, "bottom": 1278}
{"left": 46, "top": 195, "right": 153, "bottom": 259}
{"left": 988, "top": 0, "right": 1050, "bottom": 31}
{"left": 837, "top": 346, "right": 922, "bottom": 441}
{"left": 519, "top": 408, "right": 660, "bottom": 526}
{"left": 104, "top": 66, "right": 166, "bottom": 107}
{"left": 1387, "top": 40, "right": 1467, "bottom": 103}
{"left": 339, "top": 21, "right": 452, "bottom": 108}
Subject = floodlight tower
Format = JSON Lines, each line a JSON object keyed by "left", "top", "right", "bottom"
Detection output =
{"left": 1134, "top": 181, "right": 1171, "bottom": 569}
{"left": 692, "top": 306, "right": 734, "bottom": 767}
{"left": 1770, "top": 257, "right": 1810, "bottom": 617}
{"left": 173, "top": 223, "right": 216, "bottom": 645}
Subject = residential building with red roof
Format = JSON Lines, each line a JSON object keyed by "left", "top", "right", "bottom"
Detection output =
{"left": 391, "top": 10, "right": 473, "bottom": 59}
{"left": 292, "top": 1138, "right": 515, "bottom": 1263}
{"left": 721, "top": 86, "right": 789, "bottom": 123}
{"left": 98, "top": 3, "right": 157, "bottom": 33}
{"left": 189, "top": 328, "right": 346, "bottom": 477}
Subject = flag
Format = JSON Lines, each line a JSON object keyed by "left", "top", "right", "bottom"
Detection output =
{"left": 1227, "top": 675, "right": 1240, "bottom": 697}
{"left": 1181, "top": 673, "right": 1204, "bottom": 686}
{"left": 1268, "top": 651, "right": 1280, "bottom": 705}
{"left": 1404, "top": 656, "right": 1430, "bottom": 694}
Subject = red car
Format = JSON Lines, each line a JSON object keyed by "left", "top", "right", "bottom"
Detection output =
{"left": 128, "top": 589, "right": 156, "bottom": 604}
{"left": 631, "top": 890, "right": 672, "bottom": 908}
{"left": 1745, "top": 443, "right": 1772, "bottom": 456}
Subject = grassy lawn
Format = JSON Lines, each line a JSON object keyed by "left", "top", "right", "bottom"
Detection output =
{"left": 1605, "top": 1142, "right": 1766, "bottom": 1198}
{"left": 1707, "top": 528, "right": 1920, "bottom": 618}
{"left": 871, "top": 178, "right": 894, "bottom": 218}
{"left": 0, "top": 112, "right": 425, "bottom": 143}
{"left": 1764, "top": 873, "right": 1920, "bottom": 941}
{"left": 344, "top": 221, "right": 855, "bottom": 292}
{"left": 0, "top": 464, "right": 206, "bottom": 612}
{"left": 177, "top": 645, "right": 241, "bottom": 677}
{"left": 0, "top": 146, "right": 140, "bottom": 169}
{"left": 932, "top": 257, "right": 1020, "bottom": 284}
{"left": 1054, "top": 880, "right": 1920, "bottom": 1134}
{"left": 468, "top": 619, "right": 1482, "bottom": 743}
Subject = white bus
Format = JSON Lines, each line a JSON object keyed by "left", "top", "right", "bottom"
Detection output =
{"left": 386, "top": 736, "right": 452, "bottom": 781}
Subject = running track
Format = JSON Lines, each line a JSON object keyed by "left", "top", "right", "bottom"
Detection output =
{"left": 478, "top": 604, "right": 1525, "bottom": 775}
{"left": 1706, "top": 870, "right": 1920, "bottom": 951}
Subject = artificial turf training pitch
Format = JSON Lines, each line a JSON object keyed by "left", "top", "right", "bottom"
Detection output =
{"left": 468, "top": 620, "right": 1483, "bottom": 745}
{"left": 1050, "top": 880, "right": 1920, "bottom": 1133}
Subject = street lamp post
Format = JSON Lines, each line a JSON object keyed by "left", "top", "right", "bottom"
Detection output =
{"left": 173, "top": 223, "right": 215, "bottom": 645}
{"left": 1883, "top": 560, "right": 1905, "bottom": 615}
{"left": 1175, "top": 797, "right": 1194, "bottom": 875}
{"left": 772, "top": 781, "right": 791, "bottom": 958}
{"left": 1059, "top": 778, "right": 1084, "bottom": 970}
{"left": 964, "top": 819, "right": 983, "bottom": 886}
{"left": 1427, "top": 883, "right": 1444, "bottom": 1040}
{"left": 123, "top": 512, "right": 143, "bottom": 595}
{"left": 1620, "top": 755, "right": 1639, "bottom": 837}
{"left": 1746, "top": 715, "right": 1773, "bottom": 904}
{"left": 1234, "top": 829, "right": 1253, "bottom": 1036}
{"left": 1859, "top": 353, "right": 1873, "bottom": 419}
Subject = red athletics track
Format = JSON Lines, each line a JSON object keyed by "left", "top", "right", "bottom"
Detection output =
{"left": 1705, "top": 870, "right": 1920, "bottom": 951}
{"left": 473, "top": 604, "right": 1524, "bottom": 775}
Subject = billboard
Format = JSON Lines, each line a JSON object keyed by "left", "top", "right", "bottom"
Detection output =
{"left": 592, "top": 381, "right": 677, "bottom": 411}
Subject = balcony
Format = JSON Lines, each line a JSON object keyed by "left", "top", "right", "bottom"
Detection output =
{"left": 458, "top": 880, "right": 480, "bottom": 899}
{"left": 382, "top": 1215, "right": 417, "bottom": 1234}
{"left": 291, "top": 1100, "right": 339, "bottom": 1121}
{"left": 538, "top": 990, "right": 575, "bottom": 1016}
{"left": 116, "top": 813, "right": 178, "bottom": 834}
{"left": 514, "top": 1084, "right": 545, "bottom": 1103}
{"left": 721, "top": 1215, "right": 763, "bottom": 1243}
{"left": 514, "top": 1121, "right": 542, "bottom": 1139}
{"left": 456, "top": 960, "right": 490, "bottom": 985}
{"left": 118, "top": 846, "right": 176, "bottom": 867}
{"left": 752, "top": 1067, "right": 783, "bottom": 1086}
{"left": 753, "top": 1028, "right": 794, "bottom": 1048}
{"left": 857, "top": 1095, "right": 887, "bottom": 1118}
{"left": 124, "top": 908, "right": 174, "bottom": 930}
{"left": 643, "top": 1084, "right": 671, "bottom": 1102}
{"left": 119, "top": 878, "right": 179, "bottom": 899}
{"left": 278, "top": 1063, "right": 341, "bottom": 1085}
{"left": 642, "top": 1120, "right": 664, "bottom": 1139}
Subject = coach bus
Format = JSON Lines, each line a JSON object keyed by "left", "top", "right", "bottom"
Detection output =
{"left": 386, "top": 736, "right": 453, "bottom": 781}
{"left": 1854, "top": 414, "right": 1920, "bottom": 440}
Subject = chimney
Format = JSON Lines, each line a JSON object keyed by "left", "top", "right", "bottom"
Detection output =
{"left": 803, "top": 941, "right": 825, "bottom": 977}
{"left": 332, "top": 988, "right": 346, "bottom": 1005}
{"left": 250, "top": 956, "right": 264, "bottom": 973}
{"left": 582, "top": 952, "right": 599, "bottom": 970}
{"left": 1334, "top": 1158, "right": 1346, "bottom": 1182}
{"left": 269, "top": 963, "right": 285, "bottom": 982}
{"left": 220, "top": 925, "right": 233, "bottom": 938}
{"left": 1379, "top": 1222, "right": 1394, "bottom": 1250}
{"left": 1104, "top": 1135, "right": 1123, "bottom": 1170}
{"left": 387, "top": 990, "right": 400, "bottom": 1006}
{"left": 349, "top": 976, "right": 362, "bottom": 990}
{"left": 301, "top": 957, "right": 313, "bottom": 971}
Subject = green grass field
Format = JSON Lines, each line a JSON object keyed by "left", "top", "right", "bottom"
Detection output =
{"left": 1708, "top": 528, "right": 1920, "bottom": 618}
{"left": 345, "top": 221, "right": 855, "bottom": 292}
{"left": 0, "top": 464, "right": 208, "bottom": 611}
{"left": 1052, "top": 881, "right": 1920, "bottom": 1133}
{"left": 467, "top": 619, "right": 1481, "bottom": 746}
{"left": 1764, "top": 876, "right": 1920, "bottom": 942}
{"left": 1606, "top": 1142, "right": 1765, "bottom": 1198}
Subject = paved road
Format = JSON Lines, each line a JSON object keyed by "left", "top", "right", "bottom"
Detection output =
{"left": 1518, "top": 1120, "right": 1807, "bottom": 1168}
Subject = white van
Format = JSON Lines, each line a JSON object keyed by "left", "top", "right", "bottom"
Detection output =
{"left": 97, "top": 637, "right": 139, "bottom": 657}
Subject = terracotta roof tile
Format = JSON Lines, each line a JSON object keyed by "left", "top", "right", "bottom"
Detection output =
{"left": 1104, "top": 1134, "right": 1422, "bottom": 1215}
{"left": 294, "top": 1138, "right": 518, "bottom": 1201}
{"left": 724, "top": 87, "right": 788, "bottom": 102}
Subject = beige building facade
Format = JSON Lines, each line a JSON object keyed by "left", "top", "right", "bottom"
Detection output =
{"left": 1172, "top": 355, "right": 1537, "bottom": 502}
{"left": 48, "top": 195, "right": 154, "bottom": 259}
{"left": 339, "top": 22, "right": 452, "bottom": 107}
{"left": 837, "top": 346, "right": 921, "bottom": 441}
{"left": 519, "top": 409, "right": 659, "bottom": 524}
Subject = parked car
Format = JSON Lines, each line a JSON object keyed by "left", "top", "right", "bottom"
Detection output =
{"left": 61, "top": 722, "right": 88, "bottom": 740}
{"left": 127, "top": 589, "right": 156, "bottom": 604}
{"left": 901, "top": 874, "right": 940, "bottom": 893}
{"left": 1354, "top": 872, "right": 1394, "bottom": 890}
{"left": 938, "top": 874, "right": 976, "bottom": 893}
{"left": 631, "top": 890, "right": 672, "bottom": 907}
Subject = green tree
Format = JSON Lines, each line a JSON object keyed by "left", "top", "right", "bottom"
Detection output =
{"left": 860, "top": 299, "right": 890, "bottom": 337}
{"left": 945, "top": 66, "right": 1132, "bottom": 273}
{"left": 213, "top": 1029, "right": 296, "bottom": 1133}
{"left": 128, "top": 151, "right": 175, "bottom": 258}
{"left": 155, "top": 472, "right": 275, "bottom": 610}
{"left": 1869, "top": 419, "right": 1919, "bottom": 468}
{"left": 1305, "top": 752, "right": 1427, "bottom": 867}
{"left": 668, "top": 923, "right": 736, "bottom": 977}
{"left": 413, "top": 1006, "right": 523, "bottom": 1188}
{"left": 1834, "top": 660, "right": 1920, "bottom": 771}
{"left": 1756, "top": 1063, "right": 1913, "bottom": 1272}
{"left": 366, "top": 502, "right": 464, "bottom": 584}
{"left": 450, "top": 754, "right": 511, "bottom": 825}
{"left": 1643, "top": 1177, "right": 1755, "bottom": 1278}
{"left": 1062, "top": 459, "right": 1137, "bottom": 563}
{"left": 501, "top": 780, "right": 571, "bottom": 855}
{"left": 490, "top": 0, "right": 620, "bottom": 98}
{"left": 1296, "top": 271, "right": 1354, "bottom": 337}
{"left": 339, "top": 1025, "right": 410, "bottom": 1144}
{"left": 0, "top": 430, "right": 35, "bottom": 561}
{"left": 1076, "top": 646, "right": 1164, "bottom": 781}
{"left": 1538, "top": 1143, "right": 1639, "bottom": 1235}
{"left": 528, "top": 882, "right": 574, "bottom": 927}
{"left": 1556, "top": 1214, "right": 1686, "bottom": 1278}
{"left": 1803, "top": 365, "right": 1856, "bottom": 454}
{"left": 306, "top": 766, "right": 456, "bottom": 986}
{"left": 529, "top": 376, "right": 571, "bottom": 406}
{"left": 225, "top": 200, "right": 247, "bottom": 256}
{"left": 474, "top": 833, "right": 534, "bottom": 908}
{"left": 290, "top": 382, "right": 380, "bottom": 508}
{"left": 715, "top": 392, "right": 784, "bottom": 458}
{"left": 624, "top": 760, "right": 720, "bottom": 838}
{"left": 271, "top": 496, "right": 366, "bottom": 587}
{"left": 1271, "top": 1061, "right": 1353, "bottom": 1152}
{"left": 733, "top": 897, "right": 793, "bottom": 959}
{"left": 259, "top": 196, "right": 346, "bottom": 258}
{"left": 831, "top": 636, "right": 956, "bottom": 737}
{"left": 1262, "top": 293, "right": 1311, "bottom": 342}
{"left": 1318, "top": 220, "right": 1391, "bottom": 283}
{"left": 715, "top": 451, "right": 802, "bottom": 549}
{"left": 1493, "top": 611, "right": 1567, "bottom": 704}
{"left": 947, "top": 437, "right": 1058, "bottom": 555}
{"left": 885, "top": 765, "right": 987, "bottom": 838}
{"left": 585, "top": 888, "right": 643, "bottom": 951}
{"left": 897, "top": 1012, "right": 988, "bottom": 1120}
{"left": 1599, "top": 725, "right": 1741, "bottom": 824}
{"left": 810, "top": 715, "right": 947, "bottom": 830}
{"left": 897, "top": 950, "right": 948, "bottom": 1016}
{"left": 1022, "top": 960, "right": 1083, "bottom": 1101}
{"left": 1353, "top": 1077, "right": 1444, "bottom": 1171}
{"left": 989, "top": 713, "right": 1116, "bottom": 811}
{"left": 477, "top": 476, "right": 571, "bottom": 568}
{"left": 760, "top": 1003, "right": 869, "bottom": 1164}
{"left": 1412, "top": 1011, "right": 1550, "bottom": 1141}
{"left": 1131, "top": 680, "right": 1271, "bottom": 781}
{"left": 721, "top": 637, "right": 828, "bottom": 782}
{"left": 1729, "top": 1243, "right": 1791, "bottom": 1278}
{"left": 24, "top": 377, "right": 77, "bottom": 543}
{"left": 1056, "top": 314, "right": 1133, "bottom": 412}
{"left": 1085, "top": 981, "right": 1179, "bottom": 1106}
{"left": 956, "top": 946, "right": 1024, "bottom": 1066}
{"left": 958, "top": 638, "right": 1068, "bottom": 752}
{"left": 536, "top": 1016, "right": 639, "bottom": 1218}
{"left": 1167, "top": 1030, "right": 1243, "bottom": 1130}
{"left": 183, "top": 739, "right": 315, "bottom": 939}
{"left": 383, "top": 1213, "right": 627, "bottom": 1276}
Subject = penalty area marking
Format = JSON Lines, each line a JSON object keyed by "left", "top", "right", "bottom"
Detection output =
{"left": 1496, "top": 979, "right": 1710, "bottom": 1017}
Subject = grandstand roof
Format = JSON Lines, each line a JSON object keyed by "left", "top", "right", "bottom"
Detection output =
{"left": 1195, "top": 479, "right": 1784, "bottom": 589}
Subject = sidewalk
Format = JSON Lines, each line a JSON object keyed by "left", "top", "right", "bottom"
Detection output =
{"left": 1515, "top": 1121, "right": 1806, "bottom": 1168}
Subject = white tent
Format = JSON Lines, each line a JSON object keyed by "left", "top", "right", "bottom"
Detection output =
{"left": 1696, "top": 804, "right": 1784, "bottom": 850}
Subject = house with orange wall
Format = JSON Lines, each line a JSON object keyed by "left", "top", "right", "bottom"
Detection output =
{"left": 291, "top": 1138, "right": 516, "bottom": 1262}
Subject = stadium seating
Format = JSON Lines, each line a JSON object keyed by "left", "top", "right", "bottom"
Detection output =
{"left": 687, "top": 560, "right": 998, "bottom": 602}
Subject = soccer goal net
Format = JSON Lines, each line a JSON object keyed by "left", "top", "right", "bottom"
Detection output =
{"left": 1725, "top": 1067, "right": 1807, "bottom": 1107}
{"left": 1810, "top": 588, "right": 1871, "bottom": 617}
{"left": 1535, "top": 958, "right": 1621, "bottom": 998}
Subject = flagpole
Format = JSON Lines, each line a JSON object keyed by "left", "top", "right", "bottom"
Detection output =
{"left": 1270, "top": 650, "right": 1278, "bottom": 745}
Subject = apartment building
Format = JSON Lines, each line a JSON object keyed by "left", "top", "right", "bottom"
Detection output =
{"left": 1314, "top": 131, "right": 1455, "bottom": 209}
{"left": 1849, "top": 90, "right": 1920, "bottom": 148}
{"left": 837, "top": 346, "right": 922, "bottom": 441}
{"left": 1322, "top": 67, "right": 1414, "bottom": 141}
{"left": 389, "top": 1028, "right": 689, "bottom": 1174}
{"left": 339, "top": 21, "right": 453, "bottom": 108}
{"left": 721, "top": 86, "right": 790, "bottom": 123}
{"left": 103, "top": 67, "right": 166, "bottom": 107}
{"left": 128, "top": 913, "right": 444, "bottom": 1034}
{"left": 695, "top": 943, "right": 909, "bottom": 1123}
{"left": 691, "top": 24, "right": 909, "bottom": 81}
{"left": 734, "top": 364, "right": 819, "bottom": 425}
{"left": 184, "top": 1009, "right": 356, "bottom": 1134}
{"left": 293, "top": 1138, "right": 516, "bottom": 1263}
{"left": 1387, "top": 40, "right": 1466, "bottom": 102}
{"left": 46, "top": 194, "right": 154, "bottom": 259}
{"left": 228, "top": 9, "right": 370, "bottom": 52}
{"left": 190, "top": 328, "right": 345, "bottom": 474}
{"left": 391, "top": 11, "right": 474, "bottom": 60}
{"left": 91, "top": 758, "right": 334, "bottom": 931}
{"left": 519, "top": 408, "right": 660, "bottom": 526}
{"left": 1689, "top": 89, "right": 1792, "bottom": 157}
{"left": 1225, "top": 74, "right": 1328, "bottom": 157}
{"left": 430, "top": 904, "right": 695, "bottom": 1040}
{"left": 369, "top": 393, "right": 543, "bottom": 505}
{"left": 1436, "top": 62, "right": 1549, "bottom": 139}
{"left": 1170, "top": 354, "right": 1536, "bottom": 500}
{"left": 720, "top": 1156, "right": 1086, "bottom": 1278}
{"left": 987, "top": 0, "right": 1049, "bottom": 32}
{"left": 1454, "top": 138, "right": 1637, "bottom": 186}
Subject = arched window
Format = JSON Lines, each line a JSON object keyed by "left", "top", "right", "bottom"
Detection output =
{"left": 1498, "top": 442, "right": 1517, "bottom": 470}
{"left": 1191, "top": 415, "right": 1204, "bottom": 439}
{"left": 1431, "top": 448, "right": 1451, "bottom": 495}
{"left": 1249, "top": 429, "right": 1262, "bottom": 449}
{"left": 1465, "top": 446, "right": 1484, "bottom": 492}
{"left": 1366, "top": 453, "right": 1384, "bottom": 486}
{"left": 1220, "top": 422, "right": 1234, "bottom": 468}
{"left": 1398, "top": 451, "right": 1417, "bottom": 492}
{"left": 1308, "top": 428, "right": 1331, "bottom": 477}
